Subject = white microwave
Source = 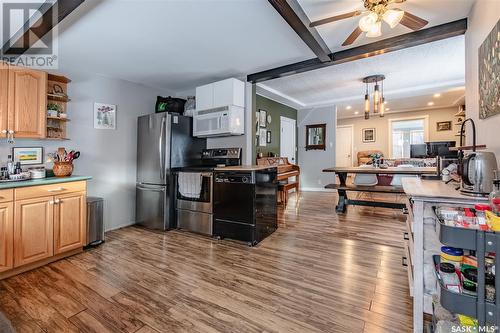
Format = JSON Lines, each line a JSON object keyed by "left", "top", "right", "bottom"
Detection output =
{"left": 193, "top": 105, "right": 244, "bottom": 137}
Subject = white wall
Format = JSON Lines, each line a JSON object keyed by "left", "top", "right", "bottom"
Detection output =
{"left": 0, "top": 72, "right": 167, "bottom": 231}
{"left": 297, "top": 106, "right": 337, "bottom": 191}
{"left": 465, "top": 1, "right": 500, "bottom": 165}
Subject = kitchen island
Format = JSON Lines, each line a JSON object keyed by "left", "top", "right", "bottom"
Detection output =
{"left": 0, "top": 176, "right": 92, "bottom": 279}
{"left": 213, "top": 166, "right": 277, "bottom": 246}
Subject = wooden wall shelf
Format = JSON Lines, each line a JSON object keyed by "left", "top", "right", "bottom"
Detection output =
{"left": 47, "top": 116, "right": 70, "bottom": 122}
{"left": 46, "top": 73, "right": 70, "bottom": 140}
{"left": 47, "top": 94, "right": 70, "bottom": 102}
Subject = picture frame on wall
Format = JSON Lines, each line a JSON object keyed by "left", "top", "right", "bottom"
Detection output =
{"left": 12, "top": 147, "right": 43, "bottom": 165}
{"left": 436, "top": 121, "right": 452, "bottom": 131}
{"left": 259, "top": 109, "right": 267, "bottom": 128}
{"left": 478, "top": 18, "right": 500, "bottom": 119}
{"left": 266, "top": 130, "right": 272, "bottom": 144}
{"left": 362, "top": 128, "right": 376, "bottom": 143}
{"left": 94, "top": 103, "right": 117, "bottom": 130}
{"left": 259, "top": 128, "right": 267, "bottom": 146}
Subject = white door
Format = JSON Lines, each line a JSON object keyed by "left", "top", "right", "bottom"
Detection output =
{"left": 280, "top": 117, "right": 296, "bottom": 163}
{"left": 336, "top": 125, "right": 353, "bottom": 167}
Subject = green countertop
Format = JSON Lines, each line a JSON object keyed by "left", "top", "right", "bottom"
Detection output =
{"left": 0, "top": 175, "right": 92, "bottom": 190}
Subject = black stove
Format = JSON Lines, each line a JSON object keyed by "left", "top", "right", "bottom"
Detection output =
{"left": 177, "top": 148, "right": 242, "bottom": 172}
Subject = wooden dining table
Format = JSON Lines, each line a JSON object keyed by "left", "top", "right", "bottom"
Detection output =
{"left": 322, "top": 166, "right": 438, "bottom": 213}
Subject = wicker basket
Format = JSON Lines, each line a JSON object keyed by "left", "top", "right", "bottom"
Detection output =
{"left": 53, "top": 161, "right": 73, "bottom": 177}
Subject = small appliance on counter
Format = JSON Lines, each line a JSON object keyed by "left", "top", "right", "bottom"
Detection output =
{"left": 457, "top": 118, "right": 498, "bottom": 196}
{"left": 175, "top": 148, "right": 242, "bottom": 236}
{"left": 213, "top": 167, "right": 277, "bottom": 246}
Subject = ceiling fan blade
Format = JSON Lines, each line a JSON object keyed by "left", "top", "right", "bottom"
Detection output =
{"left": 310, "top": 11, "right": 362, "bottom": 28}
{"left": 399, "top": 11, "right": 429, "bottom": 30}
{"left": 342, "top": 27, "right": 363, "bottom": 46}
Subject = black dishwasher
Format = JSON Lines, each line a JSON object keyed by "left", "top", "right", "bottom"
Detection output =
{"left": 213, "top": 168, "right": 277, "bottom": 246}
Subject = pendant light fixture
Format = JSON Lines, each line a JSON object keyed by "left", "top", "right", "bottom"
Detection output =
{"left": 364, "top": 82, "right": 370, "bottom": 119}
{"left": 362, "top": 74, "right": 386, "bottom": 119}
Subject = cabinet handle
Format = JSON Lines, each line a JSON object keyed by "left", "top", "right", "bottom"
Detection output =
{"left": 1, "top": 130, "right": 6, "bottom": 134}
{"left": 402, "top": 256, "right": 408, "bottom": 267}
{"left": 49, "top": 200, "right": 55, "bottom": 205}
{"left": 403, "top": 232, "right": 409, "bottom": 240}
{"left": 48, "top": 188, "right": 66, "bottom": 192}
{"left": 55, "top": 199, "right": 61, "bottom": 204}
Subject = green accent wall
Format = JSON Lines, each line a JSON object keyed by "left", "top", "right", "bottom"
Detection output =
{"left": 252, "top": 94, "right": 297, "bottom": 162}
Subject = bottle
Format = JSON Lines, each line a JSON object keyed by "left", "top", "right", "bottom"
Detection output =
{"left": 489, "top": 170, "right": 500, "bottom": 215}
{"left": 6, "top": 155, "right": 14, "bottom": 175}
{"left": 14, "top": 162, "right": 22, "bottom": 175}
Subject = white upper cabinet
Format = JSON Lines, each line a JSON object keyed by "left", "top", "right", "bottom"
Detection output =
{"left": 196, "top": 78, "right": 245, "bottom": 111}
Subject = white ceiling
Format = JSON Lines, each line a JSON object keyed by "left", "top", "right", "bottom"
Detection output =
{"left": 257, "top": 35, "right": 465, "bottom": 114}
{"left": 298, "top": 0, "right": 475, "bottom": 52}
{"left": 55, "top": 0, "right": 315, "bottom": 92}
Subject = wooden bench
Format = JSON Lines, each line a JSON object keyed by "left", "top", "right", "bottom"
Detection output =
{"left": 257, "top": 157, "right": 300, "bottom": 205}
{"left": 325, "top": 183, "right": 406, "bottom": 212}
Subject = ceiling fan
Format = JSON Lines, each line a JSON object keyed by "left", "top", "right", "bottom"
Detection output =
{"left": 309, "top": 0, "right": 429, "bottom": 46}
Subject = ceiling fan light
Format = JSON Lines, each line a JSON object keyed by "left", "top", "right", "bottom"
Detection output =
{"left": 366, "top": 21, "right": 382, "bottom": 38}
{"left": 383, "top": 9, "right": 404, "bottom": 29}
{"left": 359, "top": 12, "right": 378, "bottom": 32}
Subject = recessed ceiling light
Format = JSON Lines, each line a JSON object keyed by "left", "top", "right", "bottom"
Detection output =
{"left": 386, "top": 108, "right": 390, "bottom": 111}
{"left": 384, "top": 100, "right": 388, "bottom": 104}
{"left": 346, "top": 105, "right": 352, "bottom": 110}
{"left": 433, "top": 93, "right": 441, "bottom": 98}
{"left": 428, "top": 102, "right": 435, "bottom": 106}
{"left": 354, "top": 111, "right": 359, "bottom": 115}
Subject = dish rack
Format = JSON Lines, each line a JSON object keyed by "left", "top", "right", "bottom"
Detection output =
{"left": 0, "top": 172, "right": 31, "bottom": 182}
{"left": 431, "top": 210, "right": 500, "bottom": 330}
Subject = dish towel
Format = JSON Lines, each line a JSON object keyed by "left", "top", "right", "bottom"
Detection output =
{"left": 178, "top": 172, "right": 202, "bottom": 199}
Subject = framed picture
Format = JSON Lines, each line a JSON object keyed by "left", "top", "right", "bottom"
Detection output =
{"left": 259, "top": 128, "right": 267, "bottom": 146}
{"left": 259, "top": 109, "right": 267, "bottom": 128}
{"left": 479, "top": 19, "right": 500, "bottom": 119}
{"left": 266, "top": 130, "right": 272, "bottom": 143}
{"left": 362, "top": 128, "right": 376, "bottom": 143}
{"left": 94, "top": 103, "right": 116, "bottom": 129}
{"left": 12, "top": 147, "right": 43, "bottom": 165}
{"left": 436, "top": 121, "right": 452, "bottom": 131}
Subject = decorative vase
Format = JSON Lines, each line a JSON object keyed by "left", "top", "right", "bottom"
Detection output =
{"left": 53, "top": 161, "right": 73, "bottom": 177}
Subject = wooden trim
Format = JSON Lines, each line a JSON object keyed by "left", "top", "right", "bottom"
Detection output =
{"left": 2, "top": 0, "right": 85, "bottom": 56}
{"left": 268, "top": 0, "right": 331, "bottom": 62}
{"left": 247, "top": 18, "right": 467, "bottom": 83}
{"left": 0, "top": 247, "right": 82, "bottom": 280}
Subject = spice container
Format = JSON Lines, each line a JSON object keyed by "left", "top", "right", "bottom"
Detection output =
{"left": 485, "top": 273, "right": 495, "bottom": 302}
{"left": 462, "top": 268, "right": 478, "bottom": 296}
{"left": 439, "top": 262, "right": 460, "bottom": 291}
{"left": 441, "top": 246, "right": 463, "bottom": 268}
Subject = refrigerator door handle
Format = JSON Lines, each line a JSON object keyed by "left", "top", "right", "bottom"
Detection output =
{"left": 137, "top": 184, "right": 166, "bottom": 192}
{"left": 159, "top": 116, "right": 166, "bottom": 181}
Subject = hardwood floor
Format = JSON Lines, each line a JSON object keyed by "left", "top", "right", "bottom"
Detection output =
{"left": 0, "top": 191, "right": 412, "bottom": 333}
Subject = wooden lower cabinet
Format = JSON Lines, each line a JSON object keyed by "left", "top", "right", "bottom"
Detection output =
{"left": 54, "top": 192, "right": 86, "bottom": 254}
{"left": 0, "top": 202, "right": 13, "bottom": 272}
{"left": 14, "top": 197, "right": 54, "bottom": 267}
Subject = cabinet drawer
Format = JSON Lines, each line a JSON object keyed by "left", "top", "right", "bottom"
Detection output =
{"left": 15, "top": 181, "right": 86, "bottom": 200}
{"left": 0, "top": 189, "right": 13, "bottom": 203}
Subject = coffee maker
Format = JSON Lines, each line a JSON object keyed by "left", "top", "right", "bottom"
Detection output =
{"left": 458, "top": 119, "right": 498, "bottom": 196}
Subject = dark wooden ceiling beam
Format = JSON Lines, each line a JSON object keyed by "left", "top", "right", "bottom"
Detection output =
{"left": 247, "top": 18, "right": 467, "bottom": 83}
{"left": 268, "top": 0, "right": 332, "bottom": 63}
{"left": 2, "top": 0, "right": 85, "bottom": 55}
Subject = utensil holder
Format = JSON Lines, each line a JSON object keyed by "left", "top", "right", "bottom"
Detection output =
{"left": 53, "top": 161, "right": 73, "bottom": 177}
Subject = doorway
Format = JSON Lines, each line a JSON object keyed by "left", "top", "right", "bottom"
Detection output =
{"left": 336, "top": 125, "right": 353, "bottom": 167}
{"left": 280, "top": 116, "right": 296, "bottom": 163}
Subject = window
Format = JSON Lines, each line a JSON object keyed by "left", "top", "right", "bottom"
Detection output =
{"left": 391, "top": 119, "right": 425, "bottom": 158}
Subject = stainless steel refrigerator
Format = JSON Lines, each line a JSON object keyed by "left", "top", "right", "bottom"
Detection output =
{"left": 136, "top": 113, "right": 206, "bottom": 230}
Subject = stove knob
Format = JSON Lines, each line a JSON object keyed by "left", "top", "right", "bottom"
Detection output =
{"left": 242, "top": 177, "right": 248, "bottom": 183}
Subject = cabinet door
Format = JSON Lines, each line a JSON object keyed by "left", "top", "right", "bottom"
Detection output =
{"left": 0, "top": 63, "right": 8, "bottom": 137}
{"left": 14, "top": 197, "right": 54, "bottom": 267}
{"left": 54, "top": 192, "right": 85, "bottom": 254}
{"left": 195, "top": 83, "right": 214, "bottom": 110}
{"left": 213, "top": 78, "right": 245, "bottom": 108}
{"left": 8, "top": 66, "right": 47, "bottom": 138}
{"left": 0, "top": 202, "right": 13, "bottom": 273}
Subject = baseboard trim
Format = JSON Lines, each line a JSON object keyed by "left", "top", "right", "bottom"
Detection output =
{"left": 300, "top": 187, "right": 336, "bottom": 192}
{"left": 105, "top": 221, "right": 136, "bottom": 233}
